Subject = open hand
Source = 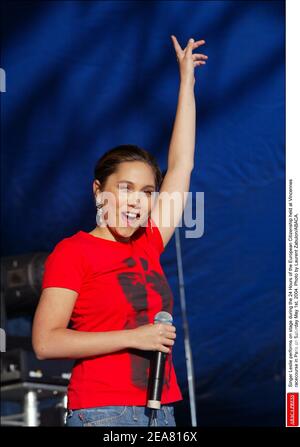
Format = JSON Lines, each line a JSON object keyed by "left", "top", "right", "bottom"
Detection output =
{"left": 170, "top": 35, "right": 208, "bottom": 84}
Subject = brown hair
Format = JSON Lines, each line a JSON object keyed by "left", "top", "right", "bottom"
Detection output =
{"left": 93, "top": 144, "right": 163, "bottom": 194}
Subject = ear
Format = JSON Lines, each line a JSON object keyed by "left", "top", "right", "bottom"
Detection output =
{"left": 93, "top": 179, "right": 102, "bottom": 196}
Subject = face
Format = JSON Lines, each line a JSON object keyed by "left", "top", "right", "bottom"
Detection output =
{"left": 93, "top": 161, "right": 157, "bottom": 240}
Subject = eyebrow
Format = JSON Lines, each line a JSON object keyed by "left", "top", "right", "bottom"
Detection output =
{"left": 117, "top": 180, "right": 155, "bottom": 189}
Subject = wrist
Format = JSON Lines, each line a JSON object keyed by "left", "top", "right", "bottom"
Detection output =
{"left": 125, "top": 329, "right": 136, "bottom": 349}
{"left": 179, "top": 77, "right": 195, "bottom": 89}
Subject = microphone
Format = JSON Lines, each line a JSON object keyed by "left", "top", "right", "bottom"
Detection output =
{"left": 147, "top": 311, "right": 173, "bottom": 410}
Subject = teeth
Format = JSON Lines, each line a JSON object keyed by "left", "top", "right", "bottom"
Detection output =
{"left": 126, "top": 212, "right": 139, "bottom": 218}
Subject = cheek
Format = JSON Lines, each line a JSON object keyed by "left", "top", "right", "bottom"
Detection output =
{"left": 108, "top": 194, "right": 123, "bottom": 211}
{"left": 106, "top": 201, "right": 116, "bottom": 215}
{"left": 101, "top": 196, "right": 118, "bottom": 224}
{"left": 117, "top": 195, "right": 127, "bottom": 207}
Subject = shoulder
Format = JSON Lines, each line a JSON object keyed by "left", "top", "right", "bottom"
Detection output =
{"left": 47, "top": 232, "right": 85, "bottom": 261}
{"left": 42, "top": 232, "right": 87, "bottom": 293}
{"left": 52, "top": 233, "right": 80, "bottom": 249}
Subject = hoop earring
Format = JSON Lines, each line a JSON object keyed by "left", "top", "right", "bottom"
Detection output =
{"left": 95, "top": 196, "right": 104, "bottom": 226}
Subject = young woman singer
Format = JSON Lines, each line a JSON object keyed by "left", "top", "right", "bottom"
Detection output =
{"left": 32, "top": 35, "right": 207, "bottom": 427}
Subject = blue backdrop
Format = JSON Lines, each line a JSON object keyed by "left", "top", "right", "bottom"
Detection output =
{"left": 1, "top": 0, "right": 285, "bottom": 426}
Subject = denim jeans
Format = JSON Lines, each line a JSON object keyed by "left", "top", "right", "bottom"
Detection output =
{"left": 65, "top": 405, "right": 176, "bottom": 427}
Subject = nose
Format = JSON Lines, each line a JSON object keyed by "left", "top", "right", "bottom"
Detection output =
{"left": 127, "top": 191, "right": 141, "bottom": 207}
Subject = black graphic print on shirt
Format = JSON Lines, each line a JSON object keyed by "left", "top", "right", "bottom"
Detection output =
{"left": 118, "top": 256, "right": 173, "bottom": 392}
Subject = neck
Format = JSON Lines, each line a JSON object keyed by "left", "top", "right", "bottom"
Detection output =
{"left": 90, "top": 225, "right": 131, "bottom": 243}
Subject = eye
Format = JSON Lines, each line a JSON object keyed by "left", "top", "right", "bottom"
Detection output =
{"left": 119, "top": 184, "right": 130, "bottom": 191}
{"left": 144, "top": 191, "right": 153, "bottom": 196}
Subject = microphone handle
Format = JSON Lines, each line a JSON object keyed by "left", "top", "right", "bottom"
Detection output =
{"left": 147, "top": 351, "right": 168, "bottom": 409}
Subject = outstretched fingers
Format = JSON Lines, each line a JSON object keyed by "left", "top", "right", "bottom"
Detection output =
{"left": 193, "top": 53, "right": 208, "bottom": 65}
{"left": 170, "top": 35, "right": 183, "bottom": 56}
{"left": 193, "top": 39, "right": 206, "bottom": 48}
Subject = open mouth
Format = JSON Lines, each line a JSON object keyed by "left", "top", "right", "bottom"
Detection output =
{"left": 121, "top": 211, "right": 141, "bottom": 226}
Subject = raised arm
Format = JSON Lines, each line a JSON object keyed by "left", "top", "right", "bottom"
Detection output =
{"left": 151, "top": 36, "right": 208, "bottom": 248}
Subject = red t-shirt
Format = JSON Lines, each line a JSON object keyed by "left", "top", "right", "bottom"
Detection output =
{"left": 41, "top": 217, "right": 183, "bottom": 409}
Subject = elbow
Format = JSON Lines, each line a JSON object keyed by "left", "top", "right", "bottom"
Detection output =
{"left": 32, "top": 336, "right": 50, "bottom": 360}
{"left": 33, "top": 344, "right": 47, "bottom": 360}
{"left": 36, "top": 351, "right": 47, "bottom": 361}
{"left": 168, "top": 162, "right": 194, "bottom": 173}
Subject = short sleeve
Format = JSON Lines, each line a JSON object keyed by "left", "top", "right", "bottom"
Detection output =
{"left": 148, "top": 217, "right": 165, "bottom": 255}
{"left": 41, "top": 239, "right": 85, "bottom": 294}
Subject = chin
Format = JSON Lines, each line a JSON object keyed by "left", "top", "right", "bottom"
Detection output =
{"left": 120, "top": 226, "right": 139, "bottom": 235}
{"left": 111, "top": 214, "right": 149, "bottom": 238}
{"left": 117, "top": 223, "right": 142, "bottom": 238}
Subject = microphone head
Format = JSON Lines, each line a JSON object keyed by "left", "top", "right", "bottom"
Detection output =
{"left": 154, "top": 311, "right": 173, "bottom": 325}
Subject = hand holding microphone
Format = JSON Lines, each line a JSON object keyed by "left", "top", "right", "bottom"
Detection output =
{"left": 130, "top": 316, "right": 176, "bottom": 353}
{"left": 130, "top": 312, "right": 176, "bottom": 425}
{"left": 146, "top": 312, "right": 174, "bottom": 411}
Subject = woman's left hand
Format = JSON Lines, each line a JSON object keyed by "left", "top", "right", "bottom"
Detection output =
{"left": 170, "top": 35, "right": 208, "bottom": 84}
